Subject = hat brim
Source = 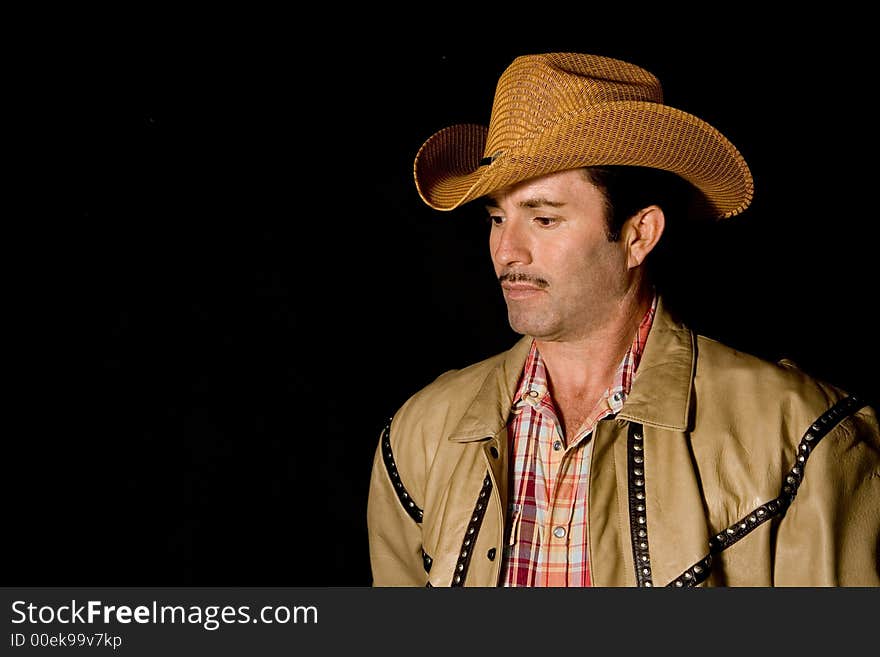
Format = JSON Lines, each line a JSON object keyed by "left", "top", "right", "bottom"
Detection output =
{"left": 413, "top": 101, "right": 754, "bottom": 219}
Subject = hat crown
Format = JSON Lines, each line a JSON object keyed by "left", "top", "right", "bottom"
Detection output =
{"left": 484, "top": 53, "right": 664, "bottom": 160}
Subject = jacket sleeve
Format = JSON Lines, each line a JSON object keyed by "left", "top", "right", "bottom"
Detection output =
{"left": 366, "top": 419, "right": 426, "bottom": 586}
{"left": 774, "top": 405, "right": 880, "bottom": 586}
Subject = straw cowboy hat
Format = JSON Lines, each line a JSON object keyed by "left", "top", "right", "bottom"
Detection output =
{"left": 413, "top": 52, "right": 754, "bottom": 219}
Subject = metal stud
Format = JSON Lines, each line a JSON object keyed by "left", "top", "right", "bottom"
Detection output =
{"left": 638, "top": 530, "right": 646, "bottom": 538}
{"left": 675, "top": 580, "right": 684, "bottom": 587}
{"left": 749, "top": 515, "right": 757, "bottom": 523}
{"left": 634, "top": 456, "right": 643, "bottom": 464}
{"left": 634, "top": 468, "right": 643, "bottom": 476}
{"left": 633, "top": 445, "right": 643, "bottom": 452}
{"left": 636, "top": 504, "right": 645, "bottom": 512}
{"left": 461, "top": 550, "right": 468, "bottom": 558}
{"left": 635, "top": 492, "right": 644, "bottom": 500}
{"left": 638, "top": 516, "right": 646, "bottom": 525}
{"left": 684, "top": 572, "right": 693, "bottom": 579}
{"left": 693, "top": 565, "right": 703, "bottom": 574}
{"left": 644, "top": 582, "right": 653, "bottom": 587}
{"left": 640, "top": 542, "right": 647, "bottom": 549}
{"left": 454, "top": 575, "right": 461, "bottom": 584}
{"left": 635, "top": 479, "right": 644, "bottom": 487}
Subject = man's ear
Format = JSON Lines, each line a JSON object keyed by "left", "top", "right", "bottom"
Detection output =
{"left": 624, "top": 205, "right": 665, "bottom": 269}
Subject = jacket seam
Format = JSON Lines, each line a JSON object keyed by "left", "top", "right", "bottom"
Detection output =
{"left": 450, "top": 472, "right": 493, "bottom": 586}
{"left": 380, "top": 417, "right": 424, "bottom": 524}
{"left": 627, "top": 423, "right": 654, "bottom": 587}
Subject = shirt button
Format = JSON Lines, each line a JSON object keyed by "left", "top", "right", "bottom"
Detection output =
{"left": 553, "top": 526, "right": 566, "bottom": 539}
{"left": 528, "top": 390, "right": 539, "bottom": 398}
{"left": 553, "top": 440, "right": 562, "bottom": 451}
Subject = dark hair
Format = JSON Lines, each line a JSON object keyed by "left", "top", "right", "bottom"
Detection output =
{"left": 581, "top": 166, "right": 700, "bottom": 242}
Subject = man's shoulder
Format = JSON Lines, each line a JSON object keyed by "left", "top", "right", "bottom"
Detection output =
{"left": 696, "top": 332, "right": 838, "bottom": 389}
{"left": 398, "top": 347, "right": 512, "bottom": 420}
{"left": 692, "top": 331, "right": 857, "bottom": 426}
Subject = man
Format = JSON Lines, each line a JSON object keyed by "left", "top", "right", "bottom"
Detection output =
{"left": 367, "top": 52, "right": 880, "bottom": 586}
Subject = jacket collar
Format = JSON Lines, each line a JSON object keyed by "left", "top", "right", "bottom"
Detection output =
{"left": 447, "top": 295, "right": 695, "bottom": 442}
{"left": 615, "top": 296, "right": 695, "bottom": 431}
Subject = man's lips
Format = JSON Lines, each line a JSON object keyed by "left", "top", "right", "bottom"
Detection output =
{"left": 501, "top": 282, "right": 545, "bottom": 299}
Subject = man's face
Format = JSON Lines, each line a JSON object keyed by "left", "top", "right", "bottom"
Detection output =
{"left": 486, "top": 168, "right": 632, "bottom": 341}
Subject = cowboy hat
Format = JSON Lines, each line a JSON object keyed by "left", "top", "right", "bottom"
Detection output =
{"left": 413, "top": 52, "right": 753, "bottom": 219}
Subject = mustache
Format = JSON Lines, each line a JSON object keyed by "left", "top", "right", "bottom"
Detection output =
{"left": 498, "top": 272, "right": 549, "bottom": 288}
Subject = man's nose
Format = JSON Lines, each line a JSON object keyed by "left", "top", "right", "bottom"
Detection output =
{"left": 492, "top": 219, "right": 532, "bottom": 267}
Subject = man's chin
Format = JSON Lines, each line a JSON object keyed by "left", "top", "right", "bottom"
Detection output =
{"left": 507, "top": 315, "right": 549, "bottom": 338}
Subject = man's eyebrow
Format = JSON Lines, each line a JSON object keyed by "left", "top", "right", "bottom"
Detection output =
{"left": 483, "top": 197, "right": 567, "bottom": 209}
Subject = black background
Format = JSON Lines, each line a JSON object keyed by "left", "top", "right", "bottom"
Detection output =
{"left": 12, "top": 15, "right": 878, "bottom": 586}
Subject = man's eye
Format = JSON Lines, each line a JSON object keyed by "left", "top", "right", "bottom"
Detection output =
{"left": 534, "top": 217, "right": 557, "bottom": 227}
{"left": 485, "top": 215, "right": 504, "bottom": 226}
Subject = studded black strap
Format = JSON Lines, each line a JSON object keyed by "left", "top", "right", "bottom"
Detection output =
{"left": 450, "top": 472, "right": 493, "bottom": 587}
{"left": 627, "top": 423, "right": 654, "bottom": 587}
{"left": 379, "top": 417, "right": 423, "bottom": 524}
{"left": 667, "top": 395, "right": 867, "bottom": 587}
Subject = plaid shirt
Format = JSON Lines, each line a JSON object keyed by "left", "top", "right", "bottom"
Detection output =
{"left": 502, "top": 296, "right": 657, "bottom": 586}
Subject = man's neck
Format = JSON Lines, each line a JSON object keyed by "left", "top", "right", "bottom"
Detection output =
{"left": 535, "top": 288, "right": 653, "bottom": 402}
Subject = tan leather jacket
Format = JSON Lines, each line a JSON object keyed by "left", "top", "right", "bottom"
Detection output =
{"left": 367, "top": 298, "right": 880, "bottom": 586}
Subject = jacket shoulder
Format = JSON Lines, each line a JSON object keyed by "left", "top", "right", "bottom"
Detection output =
{"left": 693, "top": 333, "right": 849, "bottom": 422}
{"left": 692, "top": 332, "right": 880, "bottom": 469}
{"left": 379, "top": 345, "right": 517, "bottom": 501}
{"left": 393, "top": 348, "right": 510, "bottom": 441}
